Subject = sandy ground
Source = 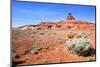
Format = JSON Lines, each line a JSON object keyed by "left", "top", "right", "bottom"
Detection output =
{"left": 12, "top": 27, "right": 96, "bottom": 65}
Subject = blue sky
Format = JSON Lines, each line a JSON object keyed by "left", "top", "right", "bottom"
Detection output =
{"left": 12, "top": 0, "right": 96, "bottom": 27}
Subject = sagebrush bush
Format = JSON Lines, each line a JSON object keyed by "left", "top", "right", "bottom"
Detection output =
{"left": 31, "top": 44, "right": 39, "bottom": 54}
{"left": 66, "top": 32, "right": 90, "bottom": 54}
{"left": 74, "top": 38, "right": 89, "bottom": 51}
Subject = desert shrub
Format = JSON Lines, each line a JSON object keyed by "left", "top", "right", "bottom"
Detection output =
{"left": 77, "top": 48, "right": 96, "bottom": 57}
{"left": 30, "top": 43, "right": 42, "bottom": 54}
{"left": 40, "top": 32, "right": 44, "bottom": 35}
{"left": 75, "top": 38, "right": 89, "bottom": 51}
{"left": 66, "top": 32, "right": 90, "bottom": 55}
{"left": 12, "top": 49, "right": 21, "bottom": 60}
{"left": 12, "top": 49, "right": 24, "bottom": 66}
{"left": 57, "top": 39, "right": 65, "bottom": 44}
{"left": 76, "top": 32, "right": 87, "bottom": 38}
{"left": 67, "top": 32, "right": 76, "bottom": 39}
{"left": 30, "top": 46, "right": 39, "bottom": 54}
{"left": 30, "top": 42, "right": 49, "bottom": 54}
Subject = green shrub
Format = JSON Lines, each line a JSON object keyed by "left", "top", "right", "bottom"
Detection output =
{"left": 30, "top": 44, "right": 39, "bottom": 54}
{"left": 75, "top": 38, "right": 89, "bottom": 51}
{"left": 66, "top": 32, "right": 90, "bottom": 54}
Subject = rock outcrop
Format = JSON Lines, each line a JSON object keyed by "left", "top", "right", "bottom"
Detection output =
{"left": 17, "top": 13, "right": 95, "bottom": 31}
{"left": 66, "top": 13, "right": 75, "bottom": 20}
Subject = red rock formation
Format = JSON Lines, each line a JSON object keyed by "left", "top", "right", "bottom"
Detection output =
{"left": 17, "top": 13, "right": 95, "bottom": 31}
{"left": 66, "top": 13, "right": 75, "bottom": 20}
